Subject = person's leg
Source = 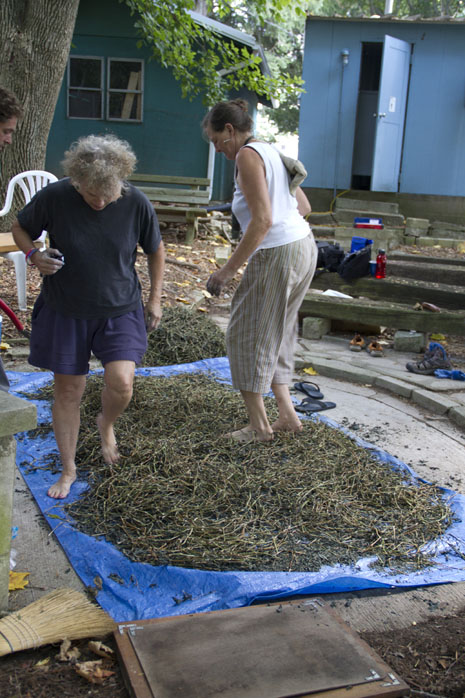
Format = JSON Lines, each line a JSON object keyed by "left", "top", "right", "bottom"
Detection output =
{"left": 271, "top": 236, "right": 317, "bottom": 433}
{"left": 49, "top": 373, "right": 87, "bottom": 499}
{"left": 226, "top": 390, "right": 274, "bottom": 442}
{"left": 97, "top": 360, "right": 135, "bottom": 463}
{"left": 270, "top": 382, "right": 303, "bottom": 433}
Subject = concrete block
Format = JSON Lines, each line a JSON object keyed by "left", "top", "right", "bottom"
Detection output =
{"left": 449, "top": 406, "right": 465, "bottom": 429}
{"left": 0, "top": 393, "right": 36, "bottom": 438}
{"left": 417, "top": 236, "right": 462, "bottom": 249}
{"left": 373, "top": 376, "right": 413, "bottom": 398}
{"left": 393, "top": 330, "right": 426, "bottom": 353}
{"left": 0, "top": 435, "right": 16, "bottom": 612}
{"left": 403, "top": 235, "right": 418, "bottom": 245}
{"left": 296, "top": 355, "right": 377, "bottom": 384}
{"left": 411, "top": 388, "right": 459, "bottom": 415}
{"left": 301, "top": 316, "right": 331, "bottom": 340}
{"left": 405, "top": 217, "right": 429, "bottom": 236}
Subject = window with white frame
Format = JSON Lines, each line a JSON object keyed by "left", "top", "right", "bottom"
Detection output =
{"left": 67, "top": 56, "right": 143, "bottom": 122}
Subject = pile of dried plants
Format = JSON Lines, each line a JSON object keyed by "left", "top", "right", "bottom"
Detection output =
{"left": 25, "top": 372, "right": 451, "bottom": 574}
{"left": 142, "top": 306, "right": 226, "bottom": 366}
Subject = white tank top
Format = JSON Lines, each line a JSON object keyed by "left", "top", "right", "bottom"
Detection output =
{"left": 232, "top": 141, "right": 311, "bottom": 250}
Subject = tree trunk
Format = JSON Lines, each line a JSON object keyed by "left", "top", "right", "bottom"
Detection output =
{"left": 0, "top": 0, "right": 80, "bottom": 231}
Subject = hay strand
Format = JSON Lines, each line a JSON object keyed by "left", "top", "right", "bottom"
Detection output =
{"left": 0, "top": 588, "right": 116, "bottom": 656}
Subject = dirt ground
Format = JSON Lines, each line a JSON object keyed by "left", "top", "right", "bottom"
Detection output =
{"left": 1, "top": 225, "right": 465, "bottom": 697}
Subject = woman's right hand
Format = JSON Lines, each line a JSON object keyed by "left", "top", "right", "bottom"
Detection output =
{"left": 206, "top": 267, "right": 233, "bottom": 297}
{"left": 33, "top": 248, "right": 65, "bottom": 275}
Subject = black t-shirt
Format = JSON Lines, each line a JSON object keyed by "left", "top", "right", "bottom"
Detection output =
{"left": 17, "top": 178, "right": 161, "bottom": 319}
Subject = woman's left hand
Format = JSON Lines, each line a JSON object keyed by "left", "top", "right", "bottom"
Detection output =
{"left": 206, "top": 268, "right": 233, "bottom": 297}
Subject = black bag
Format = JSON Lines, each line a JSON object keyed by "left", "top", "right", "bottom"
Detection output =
{"left": 315, "top": 241, "right": 345, "bottom": 273}
{"left": 337, "top": 245, "right": 372, "bottom": 281}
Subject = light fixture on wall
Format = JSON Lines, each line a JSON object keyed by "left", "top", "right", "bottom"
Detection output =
{"left": 341, "top": 49, "right": 350, "bottom": 66}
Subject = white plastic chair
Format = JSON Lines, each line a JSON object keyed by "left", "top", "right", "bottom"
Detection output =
{"left": 0, "top": 170, "right": 58, "bottom": 311}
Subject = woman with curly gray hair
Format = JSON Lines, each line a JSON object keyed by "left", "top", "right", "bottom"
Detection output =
{"left": 12, "top": 134, "right": 165, "bottom": 499}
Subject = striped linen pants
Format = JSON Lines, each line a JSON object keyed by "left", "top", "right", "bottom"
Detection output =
{"left": 226, "top": 234, "right": 317, "bottom": 394}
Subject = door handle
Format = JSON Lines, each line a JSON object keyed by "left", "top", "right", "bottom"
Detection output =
{"left": 373, "top": 112, "right": 387, "bottom": 118}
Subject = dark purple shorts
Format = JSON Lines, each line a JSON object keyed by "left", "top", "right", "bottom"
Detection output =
{"left": 29, "top": 295, "right": 148, "bottom": 375}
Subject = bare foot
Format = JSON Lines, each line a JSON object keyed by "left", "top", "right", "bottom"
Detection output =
{"left": 224, "top": 426, "right": 274, "bottom": 443}
{"left": 97, "top": 413, "right": 120, "bottom": 464}
{"left": 271, "top": 418, "right": 303, "bottom": 433}
{"left": 47, "top": 473, "right": 76, "bottom": 499}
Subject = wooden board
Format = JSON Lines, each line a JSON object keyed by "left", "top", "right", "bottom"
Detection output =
{"left": 114, "top": 600, "right": 409, "bottom": 698}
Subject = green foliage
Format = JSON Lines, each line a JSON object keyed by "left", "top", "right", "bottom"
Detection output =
{"left": 318, "top": 0, "right": 465, "bottom": 17}
{"left": 209, "top": 0, "right": 308, "bottom": 134}
{"left": 123, "top": 0, "right": 305, "bottom": 109}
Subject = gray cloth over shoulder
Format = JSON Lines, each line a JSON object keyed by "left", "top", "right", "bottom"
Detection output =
{"left": 277, "top": 151, "right": 307, "bottom": 196}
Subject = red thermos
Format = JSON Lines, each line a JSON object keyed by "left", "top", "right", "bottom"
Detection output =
{"left": 375, "top": 248, "right": 386, "bottom": 279}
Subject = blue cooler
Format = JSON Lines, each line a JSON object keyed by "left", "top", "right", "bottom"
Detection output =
{"left": 350, "top": 236, "right": 373, "bottom": 253}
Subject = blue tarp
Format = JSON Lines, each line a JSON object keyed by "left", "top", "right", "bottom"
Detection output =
{"left": 8, "top": 358, "right": 465, "bottom": 623}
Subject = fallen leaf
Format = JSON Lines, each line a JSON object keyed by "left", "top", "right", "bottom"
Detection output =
{"left": 57, "top": 639, "right": 81, "bottom": 662}
{"left": 88, "top": 640, "right": 115, "bottom": 660}
{"left": 176, "top": 256, "right": 187, "bottom": 262}
{"left": 175, "top": 297, "right": 191, "bottom": 304}
{"left": 74, "top": 660, "right": 114, "bottom": 684}
{"left": 93, "top": 575, "right": 103, "bottom": 590}
{"left": 9, "top": 571, "right": 29, "bottom": 590}
{"left": 35, "top": 657, "right": 50, "bottom": 668}
{"left": 202, "top": 290, "right": 212, "bottom": 298}
{"left": 303, "top": 367, "right": 318, "bottom": 376}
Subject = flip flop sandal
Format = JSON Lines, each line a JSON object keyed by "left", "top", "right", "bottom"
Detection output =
{"left": 293, "top": 381, "right": 324, "bottom": 400}
{"left": 295, "top": 398, "right": 336, "bottom": 414}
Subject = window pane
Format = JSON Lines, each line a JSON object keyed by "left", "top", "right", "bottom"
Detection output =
{"left": 70, "top": 58, "right": 101, "bottom": 89}
{"left": 108, "top": 92, "right": 142, "bottom": 120}
{"left": 68, "top": 89, "right": 102, "bottom": 118}
{"left": 109, "top": 61, "right": 142, "bottom": 90}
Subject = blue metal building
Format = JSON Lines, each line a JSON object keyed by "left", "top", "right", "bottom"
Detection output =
{"left": 298, "top": 15, "right": 465, "bottom": 206}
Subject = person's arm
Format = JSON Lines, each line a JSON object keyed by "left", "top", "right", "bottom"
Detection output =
{"left": 207, "top": 147, "right": 272, "bottom": 296}
{"left": 11, "top": 219, "right": 64, "bottom": 275}
{"left": 296, "top": 186, "right": 311, "bottom": 218}
{"left": 144, "top": 239, "right": 165, "bottom": 331}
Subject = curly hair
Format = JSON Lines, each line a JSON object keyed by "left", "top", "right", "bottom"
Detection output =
{"left": 0, "top": 86, "right": 23, "bottom": 122}
{"left": 202, "top": 99, "right": 253, "bottom": 135}
{"left": 62, "top": 134, "right": 137, "bottom": 197}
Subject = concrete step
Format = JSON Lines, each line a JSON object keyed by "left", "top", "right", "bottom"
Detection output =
{"left": 334, "top": 208, "right": 405, "bottom": 227}
{"left": 388, "top": 251, "right": 465, "bottom": 266}
{"left": 429, "top": 221, "right": 465, "bottom": 240}
{"left": 331, "top": 226, "right": 405, "bottom": 252}
{"left": 300, "top": 291, "right": 465, "bottom": 335}
{"left": 310, "top": 272, "right": 465, "bottom": 311}
{"left": 415, "top": 236, "right": 465, "bottom": 249}
{"left": 311, "top": 225, "right": 338, "bottom": 239}
{"left": 387, "top": 259, "right": 465, "bottom": 286}
{"left": 334, "top": 197, "right": 400, "bottom": 215}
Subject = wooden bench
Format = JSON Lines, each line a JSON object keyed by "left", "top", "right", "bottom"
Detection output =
{"left": 128, "top": 174, "right": 211, "bottom": 244}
